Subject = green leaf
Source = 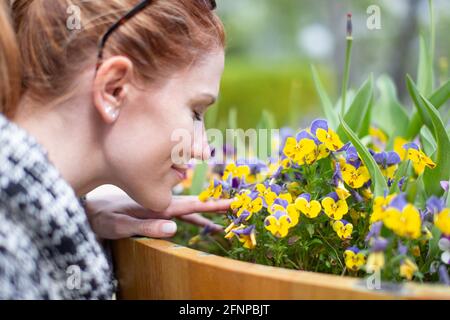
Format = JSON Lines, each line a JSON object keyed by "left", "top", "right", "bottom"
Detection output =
{"left": 311, "top": 65, "right": 339, "bottom": 130}
{"left": 359, "top": 94, "right": 374, "bottom": 138}
{"left": 419, "top": 94, "right": 450, "bottom": 196}
{"left": 335, "top": 90, "right": 355, "bottom": 114}
{"left": 421, "top": 226, "right": 441, "bottom": 274}
{"left": 337, "top": 74, "right": 374, "bottom": 139}
{"left": 406, "top": 175, "right": 423, "bottom": 204}
{"left": 407, "top": 75, "right": 433, "bottom": 133}
{"left": 189, "top": 162, "right": 209, "bottom": 195}
{"left": 419, "top": 126, "right": 437, "bottom": 157}
{"left": 338, "top": 114, "right": 388, "bottom": 197}
{"left": 417, "top": 35, "right": 433, "bottom": 97}
{"left": 372, "top": 75, "right": 409, "bottom": 144}
{"left": 446, "top": 180, "right": 450, "bottom": 207}
{"left": 406, "top": 79, "right": 450, "bottom": 139}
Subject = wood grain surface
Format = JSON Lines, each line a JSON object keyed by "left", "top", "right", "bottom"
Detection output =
{"left": 112, "top": 238, "right": 450, "bottom": 300}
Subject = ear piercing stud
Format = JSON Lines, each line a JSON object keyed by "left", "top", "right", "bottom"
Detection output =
{"left": 105, "top": 105, "right": 119, "bottom": 120}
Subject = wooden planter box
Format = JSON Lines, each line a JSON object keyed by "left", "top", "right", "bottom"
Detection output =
{"left": 112, "top": 238, "right": 450, "bottom": 300}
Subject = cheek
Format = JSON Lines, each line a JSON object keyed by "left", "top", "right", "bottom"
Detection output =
{"left": 102, "top": 107, "right": 193, "bottom": 211}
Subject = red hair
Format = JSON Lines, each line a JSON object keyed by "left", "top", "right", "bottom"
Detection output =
{"left": 11, "top": 0, "right": 226, "bottom": 104}
{"left": 0, "top": 1, "right": 21, "bottom": 117}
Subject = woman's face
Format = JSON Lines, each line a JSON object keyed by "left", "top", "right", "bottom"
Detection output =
{"left": 103, "top": 49, "right": 225, "bottom": 212}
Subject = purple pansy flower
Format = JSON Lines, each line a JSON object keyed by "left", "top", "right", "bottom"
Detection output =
{"left": 372, "top": 150, "right": 401, "bottom": 169}
{"left": 332, "top": 162, "right": 343, "bottom": 187}
{"left": 441, "top": 181, "right": 449, "bottom": 193}
{"left": 389, "top": 193, "right": 408, "bottom": 211}
{"left": 365, "top": 221, "right": 383, "bottom": 243}
{"left": 233, "top": 224, "right": 255, "bottom": 236}
{"left": 371, "top": 238, "right": 389, "bottom": 252}
{"left": 426, "top": 196, "right": 445, "bottom": 215}
{"left": 403, "top": 142, "right": 419, "bottom": 151}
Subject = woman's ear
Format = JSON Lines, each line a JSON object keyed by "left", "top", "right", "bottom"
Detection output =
{"left": 93, "top": 56, "right": 133, "bottom": 124}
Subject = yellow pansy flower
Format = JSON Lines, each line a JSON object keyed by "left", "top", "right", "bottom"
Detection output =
{"left": 332, "top": 220, "right": 353, "bottom": 240}
{"left": 198, "top": 179, "right": 223, "bottom": 202}
{"left": 341, "top": 163, "right": 371, "bottom": 189}
{"left": 344, "top": 247, "right": 366, "bottom": 271}
{"left": 383, "top": 204, "right": 422, "bottom": 239}
{"left": 370, "top": 194, "right": 395, "bottom": 223}
{"left": 394, "top": 137, "right": 408, "bottom": 161}
{"left": 255, "top": 183, "right": 279, "bottom": 207}
{"left": 222, "top": 163, "right": 250, "bottom": 180}
{"left": 404, "top": 143, "right": 436, "bottom": 175}
{"left": 335, "top": 181, "right": 351, "bottom": 200}
{"left": 231, "top": 225, "right": 257, "bottom": 249}
{"left": 321, "top": 192, "right": 349, "bottom": 220}
{"left": 264, "top": 212, "right": 293, "bottom": 238}
{"left": 283, "top": 131, "right": 317, "bottom": 165}
{"left": 230, "top": 192, "right": 251, "bottom": 211}
{"left": 435, "top": 208, "right": 450, "bottom": 236}
{"left": 399, "top": 258, "right": 418, "bottom": 280}
{"left": 295, "top": 194, "right": 322, "bottom": 218}
{"left": 310, "top": 119, "right": 344, "bottom": 152}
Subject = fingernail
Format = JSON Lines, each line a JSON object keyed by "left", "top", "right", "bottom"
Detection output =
{"left": 161, "top": 222, "right": 177, "bottom": 235}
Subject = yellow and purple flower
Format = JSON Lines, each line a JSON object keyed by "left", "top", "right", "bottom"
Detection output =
{"left": 371, "top": 150, "right": 401, "bottom": 180}
{"left": 198, "top": 178, "right": 224, "bottom": 202}
{"left": 434, "top": 208, "right": 450, "bottom": 236}
{"left": 231, "top": 191, "right": 263, "bottom": 220}
{"left": 383, "top": 194, "right": 422, "bottom": 239}
{"left": 225, "top": 211, "right": 251, "bottom": 236}
{"left": 332, "top": 219, "right": 353, "bottom": 240}
{"left": 255, "top": 182, "right": 281, "bottom": 208}
{"left": 344, "top": 247, "right": 366, "bottom": 271}
{"left": 321, "top": 192, "right": 349, "bottom": 220}
{"left": 341, "top": 162, "right": 371, "bottom": 189}
{"left": 264, "top": 210, "right": 293, "bottom": 238}
{"left": 283, "top": 130, "right": 318, "bottom": 165}
{"left": 403, "top": 142, "right": 436, "bottom": 175}
{"left": 310, "top": 119, "right": 344, "bottom": 152}
{"left": 268, "top": 197, "right": 299, "bottom": 226}
{"left": 370, "top": 193, "right": 396, "bottom": 223}
{"left": 295, "top": 193, "right": 322, "bottom": 218}
{"left": 228, "top": 224, "right": 257, "bottom": 249}
{"left": 222, "top": 163, "right": 251, "bottom": 181}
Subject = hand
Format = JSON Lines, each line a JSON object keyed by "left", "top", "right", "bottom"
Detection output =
{"left": 85, "top": 185, "right": 232, "bottom": 240}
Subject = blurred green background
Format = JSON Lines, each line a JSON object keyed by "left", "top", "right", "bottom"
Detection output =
{"left": 208, "top": 0, "right": 450, "bottom": 130}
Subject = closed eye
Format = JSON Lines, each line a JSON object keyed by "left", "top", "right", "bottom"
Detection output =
{"left": 193, "top": 110, "right": 203, "bottom": 121}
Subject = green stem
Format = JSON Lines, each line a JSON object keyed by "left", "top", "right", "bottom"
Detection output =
{"left": 207, "top": 235, "right": 229, "bottom": 257}
{"left": 341, "top": 36, "right": 353, "bottom": 115}
{"left": 429, "top": 0, "right": 435, "bottom": 90}
{"left": 317, "top": 229, "right": 344, "bottom": 270}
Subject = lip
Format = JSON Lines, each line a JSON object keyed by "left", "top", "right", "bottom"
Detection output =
{"left": 171, "top": 165, "right": 188, "bottom": 181}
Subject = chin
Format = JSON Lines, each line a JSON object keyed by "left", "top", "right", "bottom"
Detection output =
{"left": 144, "top": 189, "right": 173, "bottom": 213}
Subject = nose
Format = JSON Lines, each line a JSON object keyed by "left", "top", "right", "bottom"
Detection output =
{"left": 192, "top": 122, "right": 211, "bottom": 162}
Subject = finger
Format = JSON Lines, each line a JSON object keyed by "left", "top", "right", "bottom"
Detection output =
{"left": 89, "top": 212, "right": 177, "bottom": 240}
{"left": 165, "top": 196, "right": 233, "bottom": 217}
{"left": 178, "top": 214, "right": 224, "bottom": 233}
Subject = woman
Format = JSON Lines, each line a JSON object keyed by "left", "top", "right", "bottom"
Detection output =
{"left": 0, "top": 0, "right": 231, "bottom": 299}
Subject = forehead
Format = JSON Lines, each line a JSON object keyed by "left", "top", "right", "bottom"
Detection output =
{"left": 169, "top": 49, "right": 225, "bottom": 93}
